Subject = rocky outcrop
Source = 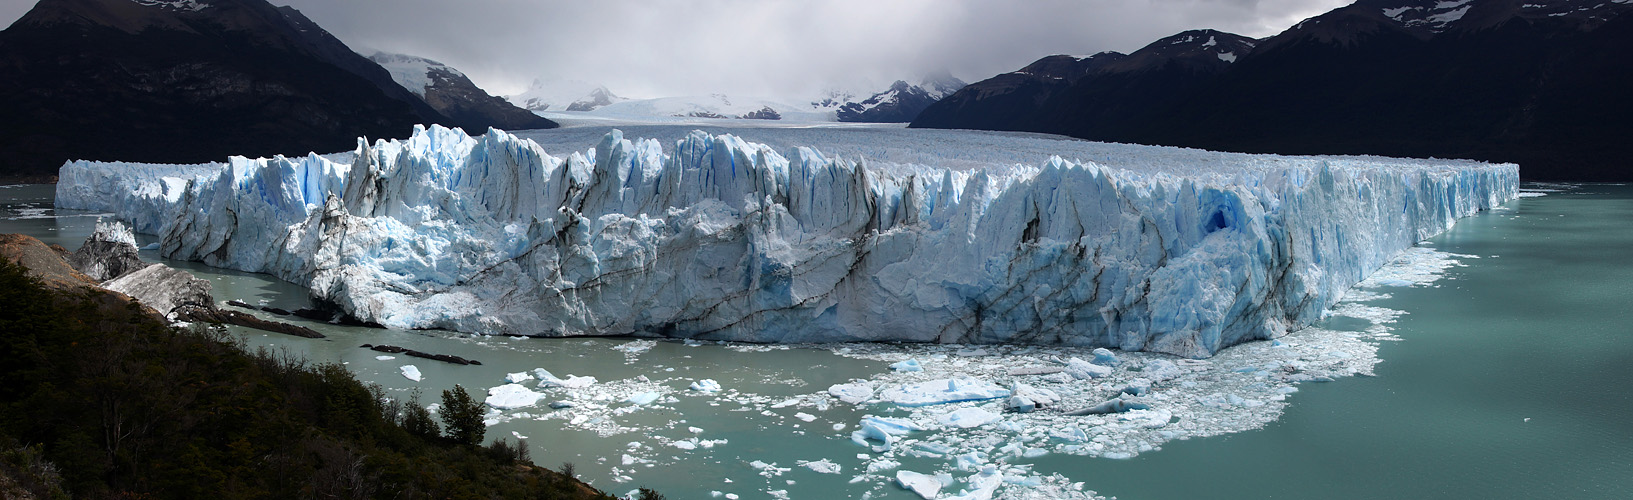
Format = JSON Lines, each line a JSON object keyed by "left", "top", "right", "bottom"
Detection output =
{"left": 362, "top": 344, "right": 481, "bottom": 365}
{"left": 68, "top": 221, "right": 149, "bottom": 281}
{"left": 102, "top": 264, "right": 214, "bottom": 320}
{"left": 56, "top": 222, "right": 324, "bottom": 338}
{"left": 0, "top": 234, "right": 99, "bottom": 292}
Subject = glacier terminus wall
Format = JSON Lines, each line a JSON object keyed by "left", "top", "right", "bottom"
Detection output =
{"left": 57, "top": 125, "right": 1518, "bottom": 357}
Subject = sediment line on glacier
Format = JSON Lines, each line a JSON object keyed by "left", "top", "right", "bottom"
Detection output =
{"left": 56, "top": 125, "right": 1518, "bottom": 357}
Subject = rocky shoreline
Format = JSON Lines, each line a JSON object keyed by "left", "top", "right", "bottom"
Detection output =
{"left": 2, "top": 221, "right": 324, "bottom": 338}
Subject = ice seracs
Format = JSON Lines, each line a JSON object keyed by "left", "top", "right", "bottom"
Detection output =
{"left": 57, "top": 125, "right": 1517, "bottom": 357}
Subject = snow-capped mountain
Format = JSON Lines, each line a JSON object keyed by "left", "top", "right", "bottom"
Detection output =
{"left": 516, "top": 75, "right": 965, "bottom": 123}
{"left": 508, "top": 79, "right": 628, "bottom": 112}
{"left": 915, "top": 0, "right": 1633, "bottom": 181}
{"left": 588, "top": 94, "right": 821, "bottom": 121}
{"left": 368, "top": 52, "right": 553, "bottom": 132}
{"left": 833, "top": 73, "right": 968, "bottom": 123}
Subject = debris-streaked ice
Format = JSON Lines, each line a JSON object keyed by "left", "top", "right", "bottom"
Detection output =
{"left": 57, "top": 125, "right": 1516, "bottom": 357}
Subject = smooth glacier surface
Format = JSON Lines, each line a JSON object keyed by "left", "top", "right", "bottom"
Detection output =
{"left": 56, "top": 125, "right": 1517, "bottom": 357}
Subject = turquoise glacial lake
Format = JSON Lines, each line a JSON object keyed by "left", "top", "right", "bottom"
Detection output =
{"left": 3, "top": 182, "right": 1629, "bottom": 499}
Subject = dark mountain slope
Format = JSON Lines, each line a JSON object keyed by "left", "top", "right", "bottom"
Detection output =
{"left": 0, "top": 0, "right": 550, "bottom": 180}
{"left": 913, "top": 0, "right": 1633, "bottom": 180}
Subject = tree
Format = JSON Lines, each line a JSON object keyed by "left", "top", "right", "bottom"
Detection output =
{"left": 401, "top": 389, "right": 439, "bottom": 439}
{"left": 637, "top": 487, "right": 666, "bottom": 500}
{"left": 439, "top": 385, "right": 485, "bottom": 446}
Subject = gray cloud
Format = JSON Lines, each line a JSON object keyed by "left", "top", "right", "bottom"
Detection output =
{"left": 3, "top": 0, "right": 1351, "bottom": 99}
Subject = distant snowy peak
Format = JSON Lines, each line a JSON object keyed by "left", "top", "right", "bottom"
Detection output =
{"left": 129, "top": 0, "right": 209, "bottom": 11}
{"left": 1101, "top": 29, "right": 1258, "bottom": 74}
{"left": 508, "top": 79, "right": 627, "bottom": 112}
{"left": 831, "top": 75, "right": 967, "bottom": 123}
{"left": 1378, "top": 0, "right": 1474, "bottom": 33}
{"left": 1279, "top": 0, "right": 1633, "bottom": 47}
{"left": 917, "top": 71, "right": 968, "bottom": 100}
{"left": 812, "top": 73, "right": 964, "bottom": 111}
{"left": 368, "top": 52, "right": 461, "bottom": 97}
{"left": 591, "top": 94, "right": 803, "bottom": 120}
{"left": 565, "top": 86, "right": 623, "bottom": 112}
{"left": 366, "top": 52, "right": 554, "bottom": 132}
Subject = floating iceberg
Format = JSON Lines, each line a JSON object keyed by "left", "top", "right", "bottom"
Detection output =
{"left": 486, "top": 383, "right": 545, "bottom": 409}
{"left": 689, "top": 379, "right": 722, "bottom": 392}
{"left": 938, "top": 407, "right": 1002, "bottom": 428}
{"left": 878, "top": 377, "right": 1010, "bottom": 406}
{"left": 828, "top": 382, "right": 874, "bottom": 404}
{"left": 534, "top": 368, "right": 596, "bottom": 388}
{"left": 57, "top": 125, "right": 1517, "bottom": 357}
{"left": 896, "top": 470, "right": 943, "bottom": 499}
{"left": 399, "top": 365, "right": 421, "bottom": 382}
{"left": 625, "top": 392, "right": 660, "bottom": 406}
{"left": 890, "top": 359, "right": 924, "bottom": 372}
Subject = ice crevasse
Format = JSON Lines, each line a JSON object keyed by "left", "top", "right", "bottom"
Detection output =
{"left": 56, "top": 125, "right": 1518, "bottom": 357}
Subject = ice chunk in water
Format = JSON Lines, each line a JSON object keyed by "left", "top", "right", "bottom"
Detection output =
{"left": 828, "top": 382, "right": 873, "bottom": 404}
{"left": 485, "top": 384, "right": 545, "bottom": 409}
{"left": 878, "top": 378, "right": 1010, "bottom": 406}
{"left": 798, "top": 459, "right": 842, "bottom": 474}
{"left": 399, "top": 365, "right": 421, "bottom": 382}
{"left": 625, "top": 392, "right": 660, "bottom": 406}
{"left": 942, "top": 467, "right": 1003, "bottom": 500}
{"left": 938, "top": 407, "right": 1002, "bottom": 428}
{"left": 1066, "top": 398, "right": 1152, "bottom": 415}
{"left": 1065, "top": 357, "right": 1112, "bottom": 379}
{"left": 1092, "top": 348, "right": 1120, "bottom": 366}
{"left": 896, "top": 470, "right": 942, "bottom": 499}
{"left": 1142, "top": 359, "right": 1184, "bottom": 381}
{"left": 890, "top": 359, "right": 923, "bottom": 372}
{"left": 690, "top": 379, "right": 722, "bottom": 392}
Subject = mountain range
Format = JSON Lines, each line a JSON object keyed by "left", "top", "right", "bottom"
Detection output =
{"left": 912, "top": 0, "right": 1633, "bottom": 181}
{"left": 512, "top": 75, "right": 966, "bottom": 123}
{"left": 0, "top": 0, "right": 552, "bottom": 180}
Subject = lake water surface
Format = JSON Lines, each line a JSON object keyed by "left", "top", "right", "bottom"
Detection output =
{"left": 3, "top": 182, "right": 1629, "bottom": 499}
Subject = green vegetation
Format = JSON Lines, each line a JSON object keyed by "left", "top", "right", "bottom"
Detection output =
{"left": 0, "top": 255, "right": 617, "bottom": 499}
{"left": 440, "top": 385, "right": 487, "bottom": 446}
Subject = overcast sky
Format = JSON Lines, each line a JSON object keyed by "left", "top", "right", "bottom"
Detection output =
{"left": 1, "top": 0, "right": 1349, "bottom": 99}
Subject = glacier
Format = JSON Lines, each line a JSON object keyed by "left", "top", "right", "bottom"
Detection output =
{"left": 56, "top": 124, "right": 1517, "bottom": 357}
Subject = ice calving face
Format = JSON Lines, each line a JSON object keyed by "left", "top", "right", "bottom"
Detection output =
{"left": 57, "top": 125, "right": 1517, "bottom": 358}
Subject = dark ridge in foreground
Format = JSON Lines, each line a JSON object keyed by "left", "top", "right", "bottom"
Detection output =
{"left": 0, "top": 237, "right": 617, "bottom": 499}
